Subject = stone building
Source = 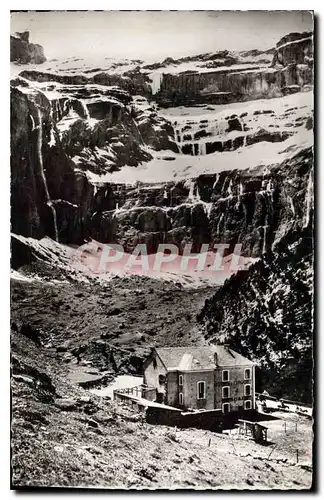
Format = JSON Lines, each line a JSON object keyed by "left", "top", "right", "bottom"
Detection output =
{"left": 143, "top": 345, "right": 256, "bottom": 412}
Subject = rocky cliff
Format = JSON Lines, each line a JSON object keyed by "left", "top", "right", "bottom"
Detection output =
{"left": 147, "top": 32, "right": 313, "bottom": 106}
{"left": 198, "top": 222, "right": 313, "bottom": 403}
{"left": 11, "top": 69, "right": 313, "bottom": 251}
{"left": 10, "top": 31, "right": 46, "bottom": 64}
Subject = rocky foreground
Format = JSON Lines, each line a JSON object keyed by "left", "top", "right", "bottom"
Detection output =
{"left": 10, "top": 30, "right": 314, "bottom": 488}
{"left": 11, "top": 317, "right": 312, "bottom": 489}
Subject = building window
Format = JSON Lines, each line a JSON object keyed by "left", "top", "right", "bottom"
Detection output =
{"left": 222, "top": 386, "right": 230, "bottom": 399}
{"left": 222, "top": 403, "right": 230, "bottom": 413}
{"left": 222, "top": 370, "right": 230, "bottom": 382}
{"left": 245, "top": 368, "right": 251, "bottom": 380}
{"left": 158, "top": 374, "right": 166, "bottom": 385}
{"left": 179, "top": 392, "right": 183, "bottom": 405}
{"left": 197, "top": 381, "right": 206, "bottom": 399}
{"left": 244, "top": 384, "right": 251, "bottom": 396}
{"left": 245, "top": 400, "right": 252, "bottom": 410}
{"left": 179, "top": 374, "right": 183, "bottom": 387}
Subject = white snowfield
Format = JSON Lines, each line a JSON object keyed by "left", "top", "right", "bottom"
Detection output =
{"left": 83, "top": 90, "right": 313, "bottom": 185}
{"left": 87, "top": 101, "right": 314, "bottom": 184}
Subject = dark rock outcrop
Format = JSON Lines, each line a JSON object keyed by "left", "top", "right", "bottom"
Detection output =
{"left": 197, "top": 224, "right": 313, "bottom": 403}
{"left": 10, "top": 85, "right": 176, "bottom": 242}
{"left": 272, "top": 31, "right": 313, "bottom": 67}
{"left": 10, "top": 31, "right": 46, "bottom": 64}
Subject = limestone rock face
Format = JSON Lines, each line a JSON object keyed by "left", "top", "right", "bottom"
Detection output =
{"left": 10, "top": 31, "right": 46, "bottom": 64}
{"left": 10, "top": 29, "right": 314, "bottom": 248}
{"left": 273, "top": 32, "right": 313, "bottom": 67}
{"left": 10, "top": 81, "right": 177, "bottom": 243}
{"left": 147, "top": 32, "right": 313, "bottom": 107}
{"left": 198, "top": 223, "right": 313, "bottom": 403}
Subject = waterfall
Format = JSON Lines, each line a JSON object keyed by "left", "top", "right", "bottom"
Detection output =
{"left": 212, "top": 174, "right": 219, "bottom": 190}
{"left": 227, "top": 179, "right": 233, "bottom": 198}
{"left": 187, "top": 180, "right": 200, "bottom": 203}
{"left": 184, "top": 179, "right": 213, "bottom": 218}
{"left": 149, "top": 72, "right": 163, "bottom": 95}
{"left": 198, "top": 142, "right": 206, "bottom": 155}
{"left": 113, "top": 202, "right": 123, "bottom": 218}
{"left": 203, "top": 202, "right": 213, "bottom": 218}
{"left": 35, "top": 108, "right": 59, "bottom": 242}
{"left": 81, "top": 100, "right": 90, "bottom": 120}
{"left": 48, "top": 104, "right": 56, "bottom": 147}
{"left": 236, "top": 182, "right": 244, "bottom": 208}
{"left": 188, "top": 180, "right": 196, "bottom": 202}
{"left": 289, "top": 196, "right": 295, "bottom": 216}
{"left": 30, "top": 114, "right": 35, "bottom": 131}
{"left": 216, "top": 213, "right": 224, "bottom": 235}
{"left": 303, "top": 171, "right": 313, "bottom": 228}
{"left": 262, "top": 225, "right": 268, "bottom": 254}
{"left": 266, "top": 180, "right": 273, "bottom": 201}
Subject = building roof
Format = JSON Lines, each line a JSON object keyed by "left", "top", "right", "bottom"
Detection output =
{"left": 154, "top": 345, "right": 254, "bottom": 371}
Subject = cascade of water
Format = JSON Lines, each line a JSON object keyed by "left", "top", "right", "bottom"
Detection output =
{"left": 198, "top": 142, "right": 206, "bottom": 155}
{"left": 212, "top": 174, "right": 219, "bottom": 190}
{"left": 188, "top": 180, "right": 195, "bottom": 201}
{"left": 81, "top": 100, "right": 90, "bottom": 120}
{"left": 289, "top": 196, "right": 295, "bottom": 216}
{"left": 216, "top": 213, "right": 224, "bottom": 235}
{"left": 235, "top": 182, "right": 244, "bottom": 208}
{"left": 48, "top": 104, "right": 56, "bottom": 147}
{"left": 267, "top": 179, "right": 274, "bottom": 203}
{"left": 30, "top": 114, "right": 36, "bottom": 131}
{"left": 150, "top": 72, "right": 163, "bottom": 95}
{"left": 262, "top": 225, "right": 268, "bottom": 254}
{"left": 303, "top": 171, "right": 313, "bottom": 228}
{"left": 227, "top": 179, "right": 233, "bottom": 197}
{"left": 35, "top": 108, "right": 59, "bottom": 242}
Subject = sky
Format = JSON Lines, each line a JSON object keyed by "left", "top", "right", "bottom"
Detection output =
{"left": 10, "top": 11, "right": 313, "bottom": 61}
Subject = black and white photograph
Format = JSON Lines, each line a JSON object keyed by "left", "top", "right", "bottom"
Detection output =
{"left": 9, "top": 9, "right": 314, "bottom": 490}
